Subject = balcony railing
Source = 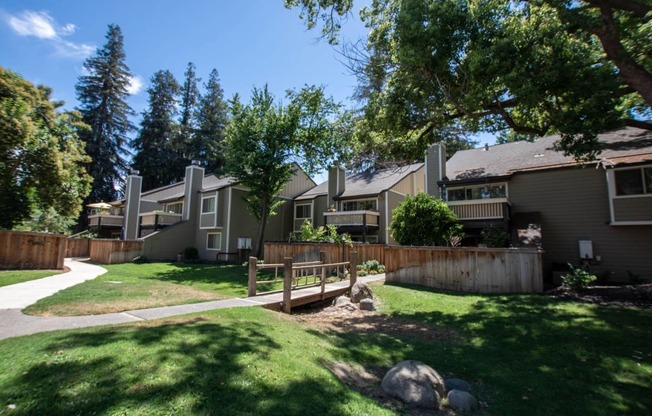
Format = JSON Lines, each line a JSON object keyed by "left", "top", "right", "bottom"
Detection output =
{"left": 139, "top": 212, "right": 182, "bottom": 228}
{"left": 323, "top": 210, "right": 380, "bottom": 227}
{"left": 88, "top": 214, "right": 124, "bottom": 227}
{"left": 447, "top": 198, "right": 510, "bottom": 221}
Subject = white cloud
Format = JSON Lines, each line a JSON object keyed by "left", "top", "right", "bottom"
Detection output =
{"left": 5, "top": 10, "right": 95, "bottom": 59}
{"left": 126, "top": 75, "right": 144, "bottom": 95}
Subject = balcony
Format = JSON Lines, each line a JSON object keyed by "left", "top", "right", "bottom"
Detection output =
{"left": 323, "top": 210, "right": 380, "bottom": 227}
{"left": 88, "top": 214, "right": 124, "bottom": 228}
{"left": 139, "top": 212, "right": 182, "bottom": 228}
{"left": 447, "top": 198, "right": 510, "bottom": 221}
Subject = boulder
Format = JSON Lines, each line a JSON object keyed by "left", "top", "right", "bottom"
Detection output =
{"left": 381, "top": 360, "right": 445, "bottom": 409}
{"left": 334, "top": 296, "right": 358, "bottom": 311}
{"left": 445, "top": 378, "right": 472, "bottom": 393}
{"left": 350, "top": 281, "right": 373, "bottom": 303}
{"left": 447, "top": 389, "right": 479, "bottom": 413}
{"left": 359, "top": 298, "right": 376, "bottom": 311}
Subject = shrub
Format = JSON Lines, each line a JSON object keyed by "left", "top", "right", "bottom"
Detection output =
{"left": 480, "top": 225, "right": 510, "bottom": 248}
{"left": 356, "top": 259, "right": 386, "bottom": 276}
{"left": 293, "top": 219, "right": 352, "bottom": 246}
{"left": 561, "top": 263, "right": 597, "bottom": 289}
{"left": 132, "top": 255, "right": 149, "bottom": 264}
{"left": 390, "top": 193, "right": 464, "bottom": 246}
{"left": 183, "top": 246, "right": 199, "bottom": 261}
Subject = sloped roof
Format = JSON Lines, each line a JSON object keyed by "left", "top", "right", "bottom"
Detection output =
{"left": 296, "top": 163, "right": 424, "bottom": 200}
{"left": 201, "top": 174, "right": 238, "bottom": 192}
{"left": 446, "top": 127, "right": 652, "bottom": 181}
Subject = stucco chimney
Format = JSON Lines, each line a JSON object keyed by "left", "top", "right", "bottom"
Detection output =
{"left": 425, "top": 143, "right": 447, "bottom": 199}
{"left": 327, "top": 162, "right": 346, "bottom": 209}
{"left": 182, "top": 164, "right": 205, "bottom": 222}
{"left": 123, "top": 172, "right": 142, "bottom": 240}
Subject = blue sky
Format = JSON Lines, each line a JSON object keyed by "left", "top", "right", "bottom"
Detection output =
{"left": 1, "top": 0, "right": 494, "bottom": 175}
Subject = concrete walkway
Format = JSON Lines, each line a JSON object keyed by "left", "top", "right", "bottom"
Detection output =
{"left": 0, "top": 259, "right": 384, "bottom": 341}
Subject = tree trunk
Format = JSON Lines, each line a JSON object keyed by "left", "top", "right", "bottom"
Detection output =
{"left": 594, "top": 4, "right": 652, "bottom": 107}
{"left": 254, "top": 197, "right": 269, "bottom": 259}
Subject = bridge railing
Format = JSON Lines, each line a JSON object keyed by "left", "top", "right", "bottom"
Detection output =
{"left": 248, "top": 251, "right": 358, "bottom": 313}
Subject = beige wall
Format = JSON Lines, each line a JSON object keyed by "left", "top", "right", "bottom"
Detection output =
{"left": 508, "top": 167, "right": 652, "bottom": 281}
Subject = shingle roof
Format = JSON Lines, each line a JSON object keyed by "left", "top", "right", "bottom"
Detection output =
{"left": 446, "top": 127, "right": 652, "bottom": 181}
{"left": 296, "top": 163, "right": 424, "bottom": 200}
{"left": 201, "top": 175, "right": 238, "bottom": 192}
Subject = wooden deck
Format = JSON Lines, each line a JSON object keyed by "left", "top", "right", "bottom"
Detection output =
{"left": 245, "top": 274, "right": 385, "bottom": 311}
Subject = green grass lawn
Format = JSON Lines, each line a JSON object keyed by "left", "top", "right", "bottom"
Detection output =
{"left": 0, "top": 270, "right": 61, "bottom": 288}
{"left": 3, "top": 281, "right": 650, "bottom": 415}
{"left": 24, "top": 262, "right": 281, "bottom": 316}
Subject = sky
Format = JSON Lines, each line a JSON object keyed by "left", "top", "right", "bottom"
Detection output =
{"left": 1, "top": 0, "right": 494, "bottom": 179}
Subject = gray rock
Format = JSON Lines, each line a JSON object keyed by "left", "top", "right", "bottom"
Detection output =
{"left": 359, "top": 298, "right": 376, "bottom": 311}
{"left": 350, "top": 281, "right": 373, "bottom": 303}
{"left": 381, "top": 360, "right": 445, "bottom": 409}
{"left": 445, "top": 378, "right": 472, "bottom": 393}
{"left": 334, "top": 296, "right": 358, "bottom": 310}
{"left": 447, "top": 389, "right": 479, "bottom": 413}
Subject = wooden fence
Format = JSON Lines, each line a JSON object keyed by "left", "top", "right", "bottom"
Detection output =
{"left": 264, "top": 242, "right": 543, "bottom": 294}
{"left": 264, "top": 242, "right": 385, "bottom": 266}
{"left": 0, "top": 231, "right": 67, "bottom": 270}
{"left": 385, "top": 246, "right": 543, "bottom": 293}
{"left": 66, "top": 238, "right": 91, "bottom": 257}
{"left": 89, "top": 239, "right": 143, "bottom": 264}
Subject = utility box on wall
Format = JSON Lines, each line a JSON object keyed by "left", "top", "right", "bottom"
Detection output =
{"left": 579, "top": 240, "right": 593, "bottom": 259}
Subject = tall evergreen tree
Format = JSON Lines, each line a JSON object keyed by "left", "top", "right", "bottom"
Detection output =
{"left": 178, "top": 62, "right": 200, "bottom": 165}
{"left": 131, "top": 70, "right": 181, "bottom": 191}
{"left": 75, "top": 24, "right": 134, "bottom": 204}
{"left": 195, "top": 69, "right": 228, "bottom": 174}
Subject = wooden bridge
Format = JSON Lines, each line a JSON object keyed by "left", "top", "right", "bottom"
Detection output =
{"left": 247, "top": 251, "right": 361, "bottom": 313}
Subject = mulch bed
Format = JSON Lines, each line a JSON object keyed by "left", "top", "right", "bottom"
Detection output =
{"left": 546, "top": 283, "right": 652, "bottom": 310}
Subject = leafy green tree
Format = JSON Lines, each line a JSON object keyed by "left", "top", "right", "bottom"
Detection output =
{"left": 195, "top": 69, "right": 229, "bottom": 174}
{"left": 131, "top": 70, "right": 182, "bottom": 190}
{"left": 75, "top": 24, "right": 134, "bottom": 204}
{"left": 288, "top": 0, "right": 652, "bottom": 162}
{"left": 1, "top": 67, "right": 91, "bottom": 231}
{"left": 225, "top": 85, "right": 345, "bottom": 257}
{"left": 390, "top": 193, "right": 463, "bottom": 246}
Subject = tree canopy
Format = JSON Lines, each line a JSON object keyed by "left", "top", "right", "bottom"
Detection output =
{"left": 131, "top": 70, "right": 183, "bottom": 190}
{"left": 0, "top": 67, "right": 91, "bottom": 231}
{"left": 75, "top": 24, "right": 135, "bottom": 204}
{"left": 288, "top": 0, "right": 652, "bottom": 162}
{"left": 195, "top": 69, "right": 229, "bottom": 174}
{"left": 224, "top": 85, "right": 346, "bottom": 257}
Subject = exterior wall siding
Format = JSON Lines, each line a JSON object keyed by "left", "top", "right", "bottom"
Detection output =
{"left": 508, "top": 167, "right": 652, "bottom": 281}
{"left": 392, "top": 167, "right": 425, "bottom": 196}
{"left": 385, "top": 190, "right": 405, "bottom": 245}
{"left": 613, "top": 197, "right": 652, "bottom": 222}
{"left": 280, "top": 166, "right": 316, "bottom": 198}
{"left": 142, "top": 220, "right": 197, "bottom": 261}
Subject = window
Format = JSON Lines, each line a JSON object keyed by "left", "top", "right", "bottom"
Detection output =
{"left": 615, "top": 167, "right": 652, "bottom": 196}
{"left": 342, "top": 199, "right": 377, "bottom": 211}
{"left": 165, "top": 202, "right": 183, "bottom": 214}
{"left": 207, "top": 232, "right": 222, "bottom": 250}
{"left": 295, "top": 204, "right": 312, "bottom": 219}
{"left": 446, "top": 183, "right": 507, "bottom": 201}
{"left": 202, "top": 196, "right": 216, "bottom": 213}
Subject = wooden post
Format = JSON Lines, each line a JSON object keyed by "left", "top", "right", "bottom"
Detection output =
{"left": 283, "top": 257, "right": 293, "bottom": 314}
{"left": 350, "top": 250, "right": 358, "bottom": 290}
{"left": 320, "top": 251, "right": 327, "bottom": 299}
{"left": 248, "top": 256, "right": 257, "bottom": 297}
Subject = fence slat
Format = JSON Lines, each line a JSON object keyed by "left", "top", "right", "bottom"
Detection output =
{"left": 0, "top": 231, "right": 67, "bottom": 270}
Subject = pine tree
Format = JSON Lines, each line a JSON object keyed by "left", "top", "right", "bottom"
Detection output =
{"left": 75, "top": 24, "right": 134, "bottom": 204}
{"left": 178, "top": 62, "right": 200, "bottom": 169}
{"left": 195, "top": 69, "right": 228, "bottom": 174}
{"left": 131, "top": 70, "right": 181, "bottom": 190}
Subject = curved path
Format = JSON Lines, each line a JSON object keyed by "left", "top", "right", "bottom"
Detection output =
{"left": 0, "top": 259, "right": 384, "bottom": 341}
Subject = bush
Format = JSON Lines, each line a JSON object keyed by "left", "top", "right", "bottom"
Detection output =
{"left": 293, "top": 219, "right": 352, "bottom": 246}
{"left": 562, "top": 263, "right": 597, "bottom": 289}
{"left": 390, "top": 193, "right": 464, "bottom": 246}
{"left": 183, "top": 246, "right": 199, "bottom": 261}
{"left": 132, "top": 255, "right": 149, "bottom": 264}
{"left": 480, "top": 225, "right": 510, "bottom": 248}
{"left": 356, "top": 259, "right": 386, "bottom": 276}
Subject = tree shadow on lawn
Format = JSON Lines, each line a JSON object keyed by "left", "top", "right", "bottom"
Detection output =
{"left": 2, "top": 315, "right": 374, "bottom": 416}
{"left": 309, "top": 282, "right": 652, "bottom": 416}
